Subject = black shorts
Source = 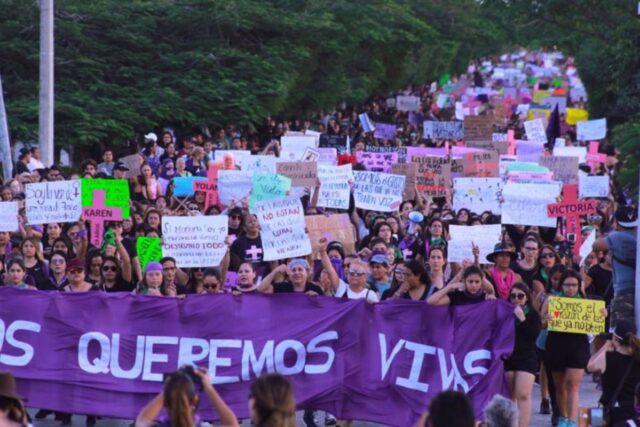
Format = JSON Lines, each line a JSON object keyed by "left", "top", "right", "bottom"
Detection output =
{"left": 504, "top": 357, "right": 538, "bottom": 375}
{"left": 545, "top": 331, "right": 590, "bottom": 371}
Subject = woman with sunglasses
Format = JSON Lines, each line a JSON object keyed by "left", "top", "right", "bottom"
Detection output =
{"left": 541, "top": 270, "right": 608, "bottom": 427}
{"left": 98, "top": 256, "right": 134, "bottom": 292}
{"left": 198, "top": 269, "right": 224, "bottom": 294}
{"left": 46, "top": 251, "right": 68, "bottom": 290}
{"left": 504, "top": 282, "right": 542, "bottom": 427}
{"left": 532, "top": 245, "right": 561, "bottom": 306}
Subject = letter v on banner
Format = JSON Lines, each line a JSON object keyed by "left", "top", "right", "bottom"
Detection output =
{"left": 546, "top": 184, "right": 597, "bottom": 256}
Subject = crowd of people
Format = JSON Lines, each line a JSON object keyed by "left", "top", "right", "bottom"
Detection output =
{"left": 1, "top": 48, "right": 639, "bottom": 427}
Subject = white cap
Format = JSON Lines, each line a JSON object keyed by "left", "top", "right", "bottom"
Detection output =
{"left": 144, "top": 132, "right": 158, "bottom": 142}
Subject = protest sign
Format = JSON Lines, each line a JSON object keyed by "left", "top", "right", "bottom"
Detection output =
{"left": 539, "top": 156, "right": 579, "bottom": 185}
{"left": 365, "top": 145, "right": 407, "bottom": 163}
{"left": 565, "top": 108, "right": 589, "bottom": 125}
{"left": 81, "top": 178, "right": 130, "bottom": 219}
{"left": 162, "top": 215, "right": 228, "bottom": 267}
{"left": 548, "top": 296, "right": 605, "bottom": 334}
{"left": 359, "top": 113, "right": 375, "bottom": 133}
{"left": 318, "top": 148, "right": 338, "bottom": 165}
{"left": 547, "top": 184, "right": 598, "bottom": 256}
{"left": 173, "top": 176, "right": 206, "bottom": 197}
{"left": 579, "top": 230, "right": 597, "bottom": 266}
{"left": 462, "top": 151, "right": 499, "bottom": 177}
{"left": 82, "top": 190, "right": 123, "bottom": 247}
{"left": 136, "top": 236, "right": 162, "bottom": 271}
{"left": 353, "top": 171, "right": 405, "bottom": 212}
{"left": 448, "top": 224, "right": 502, "bottom": 264}
{"left": 118, "top": 154, "right": 142, "bottom": 178}
{"left": 305, "top": 214, "right": 356, "bottom": 256}
{"left": 406, "top": 146, "right": 448, "bottom": 162}
{"left": 249, "top": 173, "right": 291, "bottom": 211}
{"left": 586, "top": 141, "right": 606, "bottom": 173}
{"left": 373, "top": 123, "right": 396, "bottom": 140}
{"left": 413, "top": 156, "right": 451, "bottom": 197}
{"left": 0, "top": 202, "right": 19, "bottom": 232}
{"left": 516, "top": 140, "right": 544, "bottom": 162}
{"left": 540, "top": 96, "right": 567, "bottom": 113}
{"left": 317, "top": 164, "right": 352, "bottom": 210}
{"left": 523, "top": 119, "right": 547, "bottom": 144}
{"left": 254, "top": 197, "right": 311, "bottom": 261}
{"left": 302, "top": 147, "right": 320, "bottom": 162}
{"left": 391, "top": 163, "right": 417, "bottom": 199}
{"left": 576, "top": 118, "right": 607, "bottom": 141}
{"left": 423, "top": 121, "right": 464, "bottom": 140}
{"left": 319, "top": 134, "right": 349, "bottom": 154}
{"left": 26, "top": 180, "right": 81, "bottom": 225}
{"left": 280, "top": 136, "right": 317, "bottom": 161}
{"left": 276, "top": 161, "right": 319, "bottom": 187}
{"left": 579, "top": 175, "right": 610, "bottom": 198}
{"left": 464, "top": 116, "right": 494, "bottom": 147}
{"left": 501, "top": 182, "right": 562, "bottom": 227}
{"left": 217, "top": 170, "right": 253, "bottom": 205}
{"left": 395, "top": 95, "right": 420, "bottom": 112}
{"left": 553, "top": 146, "right": 587, "bottom": 163}
{"left": 507, "top": 171, "right": 554, "bottom": 183}
{"left": 0, "top": 287, "right": 515, "bottom": 426}
{"left": 193, "top": 165, "right": 220, "bottom": 211}
{"left": 241, "top": 155, "right": 278, "bottom": 174}
{"left": 453, "top": 178, "right": 503, "bottom": 214}
{"left": 355, "top": 151, "right": 398, "bottom": 173}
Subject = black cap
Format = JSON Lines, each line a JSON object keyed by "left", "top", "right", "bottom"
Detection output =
{"left": 615, "top": 205, "right": 638, "bottom": 228}
{"left": 113, "top": 162, "right": 129, "bottom": 171}
{"left": 613, "top": 320, "right": 637, "bottom": 341}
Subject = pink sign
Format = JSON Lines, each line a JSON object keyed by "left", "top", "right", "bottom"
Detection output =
{"left": 355, "top": 151, "right": 398, "bottom": 172}
{"left": 82, "top": 190, "right": 123, "bottom": 247}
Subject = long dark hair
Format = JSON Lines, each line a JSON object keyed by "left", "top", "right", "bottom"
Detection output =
{"left": 404, "top": 259, "right": 431, "bottom": 289}
{"left": 509, "top": 282, "right": 536, "bottom": 312}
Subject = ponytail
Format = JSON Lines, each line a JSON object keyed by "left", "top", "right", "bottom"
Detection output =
{"left": 163, "top": 373, "right": 196, "bottom": 427}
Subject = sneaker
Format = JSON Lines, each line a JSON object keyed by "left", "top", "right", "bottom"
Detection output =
{"left": 556, "top": 417, "right": 568, "bottom": 427}
{"left": 540, "top": 398, "right": 551, "bottom": 414}
{"left": 35, "top": 410, "right": 53, "bottom": 419}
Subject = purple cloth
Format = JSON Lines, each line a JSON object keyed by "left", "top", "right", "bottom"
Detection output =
{"left": 0, "top": 288, "right": 514, "bottom": 425}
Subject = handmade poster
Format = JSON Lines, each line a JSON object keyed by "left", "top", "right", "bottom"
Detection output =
{"left": 523, "top": 119, "right": 547, "bottom": 144}
{"left": 305, "top": 214, "right": 357, "bottom": 256}
{"left": 317, "top": 164, "right": 352, "bottom": 210}
{"left": 462, "top": 151, "right": 499, "bottom": 177}
{"left": 579, "top": 230, "right": 597, "bottom": 266}
{"left": 579, "top": 175, "right": 610, "bottom": 198}
{"left": 365, "top": 145, "right": 407, "bottom": 163}
{"left": 453, "top": 178, "right": 502, "bottom": 214}
{"left": 448, "top": 224, "right": 502, "bottom": 264}
{"left": 464, "top": 116, "right": 494, "bottom": 146}
{"left": 391, "top": 163, "right": 417, "bottom": 199}
{"left": 280, "top": 136, "right": 317, "bottom": 161}
{"left": 173, "top": 176, "right": 206, "bottom": 197}
{"left": 501, "top": 182, "right": 562, "bottom": 227}
{"left": 373, "top": 123, "right": 396, "bottom": 140}
{"left": 395, "top": 95, "right": 420, "bottom": 112}
{"left": 254, "top": 197, "right": 311, "bottom": 261}
{"left": 422, "top": 121, "right": 464, "bottom": 140}
{"left": 548, "top": 296, "right": 605, "bottom": 334}
{"left": 318, "top": 148, "right": 338, "bottom": 166}
{"left": 241, "top": 155, "right": 277, "bottom": 174}
{"left": 249, "top": 173, "right": 291, "bottom": 211}
{"left": 353, "top": 171, "right": 405, "bottom": 212}
{"left": 413, "top": 156, "right": 451, "bottom": 197}
{"left": 355, "top": 152, "right": 398, "bottom": 173}
{"left": 80, "top": 178, "right": 130, "bottom": 219}
{"left": 553, "top": 146, "right": 587, "bottom": 163}
{"left": 118, "top": 154, "right": 143, "bottom": 178}
{"left": 576, "top": 118, "right": 607, "bottom": 141}
{"left": 217, "top": 171, "right": 253, "bottom": 205}
{"left": 507, "top": 171, "right": 554, "bottom": 183}
{"left": 26, "top": 180, "right": 81, "bottom": 225}
{"left": 565, "top": 108, "right": 589, "bottom": 125}
{"left": 406, "top": 146, "right": 448, "bottom": 162}
{"left": 276, "top": 162, "right": 319, "bottom": 187}
{"left": 136, "top": 236, "right": 162, "bottom": 271}
{"left": 539, "top": 156, "right": 579, "bottom": 185}
{"left": 319, "top": 134, "right": 349, "bottom": 154}
{"left": 0, "top": 202, "right": 19, "bottom": 232}
{"left": 359, "top": 113, "right": 375, "bottom": 132}
{"left": 516, "top": 140, "right": 544, "bottom": 162}
{"left": 162, "top": 215, "right": 228, "bottom": 267}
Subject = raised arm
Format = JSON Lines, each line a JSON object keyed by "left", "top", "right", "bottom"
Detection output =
{"left": 318, "top": 238, "right": 340, "bottom": 291}
{"left": 257, "top": 264, "right": 288, "bottom": 294}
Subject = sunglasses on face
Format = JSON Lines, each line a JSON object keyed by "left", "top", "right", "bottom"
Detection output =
{"left": 102, "top": 265, "right": 117, "bottom": 272}
{"left": 509, "top": 293, "right": 526, "bottom": 301}
{"left": 203, "top": 283, "right": 219, "bottom": 290}
{"left": 348, "top": 271, "right": 367, "bottom": 277}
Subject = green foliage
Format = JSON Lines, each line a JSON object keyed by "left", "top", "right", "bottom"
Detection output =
{"left": 612, "top": 116, "right": 640, "bottom": 197}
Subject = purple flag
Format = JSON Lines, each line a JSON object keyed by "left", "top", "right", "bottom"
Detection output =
{"left": 0, "top": 288, "right": 514, "bottom": 426}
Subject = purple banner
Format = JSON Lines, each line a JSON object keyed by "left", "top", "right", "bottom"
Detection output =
{"left": 0, "top": 288, "right": 514, "bottom": 426}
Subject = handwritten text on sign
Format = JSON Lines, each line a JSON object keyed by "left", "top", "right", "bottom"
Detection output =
{"left": 162, "top": 216, "right": 228, "bottom": 268}
{"left": 548, "top": 296, "right": 605, "bottom": 334}
{"left": 254, "top": 197, "right": 311, "bottom": 261}
{"left": 353, "top": 171, "right": 405, "bottom": 212}
{"left": 317, "top": 164, "right": 352, "bottom": 210}
{"left": 413, "top": 156, "right": 451, "bottom": 197}
{"left": 26, "top": 180, "right": 82, "bottom": 225}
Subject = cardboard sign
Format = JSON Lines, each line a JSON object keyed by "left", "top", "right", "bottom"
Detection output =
{"left": 462, "top": 151, "right": 499, "bottom": 177}
{"left": 254, "top": 197, "right": 311, "bottom": 261}
{"left": 317, "top": 164, "right": 352, "bottom": 210}
{"left": 464, "top": 116, "right": 494, "bottom": 146}
{"left": 406, "top": 147, "right": 448, "bottom": 162}
{"left": 136, "top": 236, "right": 162, "bottom": 271}
{"left": 453, "top": 177, "right": 503, "bottom": 214}
{"left": 365, "top": 145, "right": 407, "bottom": 163}
{"left": 276, "top": 162, "right": 319, "bottom": 187}
{"left": 423, "top": 121, "right": 464, "bottom": 140}
{"left": 524, "top": 119, "right": 547, "bottom": 144}
{"left": 579, "top": 175, "right": 610, "bottom": 198}
{"left": 353, "top": 171, "right": 405, "bottom": 212}
{"left": 356, "top": 151, "right": 398, "bottom": 173}
{"left": 118, "top": 154, "right": 143, "bottom": 178}
{"left": 391, "top": 163, "right": 417, "bottom": 199}
{"left": 0, "top": 202, "right": 19, "bottom": 232}
{"left": 539, "top": 156, "right": 579, "bottom": 185}
{"left": 577, "top": 118, "right": 607, "bottom": 141}
{"left": 373, "top": 123, "right": 396, "bottom": 140}
{"left": 305, "top": 214, "right": 356, "bottom": 256}
{"left": 217, "top": 171, "right": 253, "bottom": 205}
{"left": 501, "top": 182, "right": 562, "bottom": 227}
{"left": 396, "top": 95, "right": 420, "bottom": 112}
{"left": 213, "top": 150, "right": 251, "bottom": 168}
{"left": 548, "top": 296, "right": 605, "bottom": 334}
{"left": 162, "top": 215, "right": 228, "bottom": 268}
{"left": 26, "top": 180, "right": 82, "bottom": 225}
{"left": 280, "top": 136, "right": 317, "bottom": 161}
{"left": 80, "top": 178, "right": 130, "bottom": 219}
{"left": 319, "top": 134, "right": 349, "bottom": 155}
{"left": 413, "top": 156, "right": 451, "bottom": 197}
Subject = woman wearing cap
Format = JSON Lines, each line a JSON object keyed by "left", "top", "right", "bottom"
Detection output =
{"left": 135, "top": 261, "right": 165, "bottom": 296}
{"left": 427, "top": 265, "right": 495, "bottom": 306}
{"left": 588, "top": 320, "right": 640, "bottom": 425}
{"left": 0, "top": 371, "right": 29, "bottom": 427}
{"left": 258, "top": 259, "right": 324, "bottom": 296}
{"left": 541, "top": 269, "right": 608, "bottom": 427}
{"left": 62, "top": 258, "right": 98, "bottom": 292}
{"left": 485, "top": 243, "right": 523, "bottom": 300}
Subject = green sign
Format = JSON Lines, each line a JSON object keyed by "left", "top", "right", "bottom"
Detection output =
{"left": 136, "top": 236, "right": 162, "bottom": 271}
{"left": 249, "top": 173, "right": 291, "bottom": 212}
{"left": 81, "top": 178, "right": 130, "bottom": 219}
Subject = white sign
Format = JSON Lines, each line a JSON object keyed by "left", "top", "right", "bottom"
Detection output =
{"left": 396, "top": 95, "right": 420, "bottom": 112}
{"left": 280, "top": 136, "right": 317, "bottom": 161}
{"left": 242, "top": 155, "right": 278, "bottom": 174}
{"left": 579, "top": 175, "right": 610, "bottom": 198}
{"left": 501, "top": 182, "right": 562, "bottom": 227}
{"left": 516, "top": 140, "right": 544, "bottom": 162}
{"left": 359, "top": 113, "right": 375, "bottom": 133}
{"left": 254, "top": 197, "right": 311, "bottom": 261}
{"left": 317, "top": 164, "right": 352, "bottom": 210}
{"left": 25, "top": 180, "right": 81, "bottom": 225}
{"left": 579, "top": 229, "right": 597, "bottom": 266}
{"left": 524, "top": 119, "right": 547, "bottom": 144}
{"left": 162, "top": 215, "right": 228, "bottom": 268}
{"left": 453, "top": 177, "right": 503, "bottom": 214}
{"left": 448, "top": 224, "right": 502, "bottom": 264}
{"left": 553, "top": 146, "right": 587, "bottom": 163}
{"left": 0, "top": 202, "right": 19, "bottom": 232}
{"left": 353, "top": 171, "right": 405, "bottom": 212}
{"left": 577, "top": 118, "right": 607, "bottom": 141}
{"left": 217, "top": 170, "right": 253, "bottom": 205}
